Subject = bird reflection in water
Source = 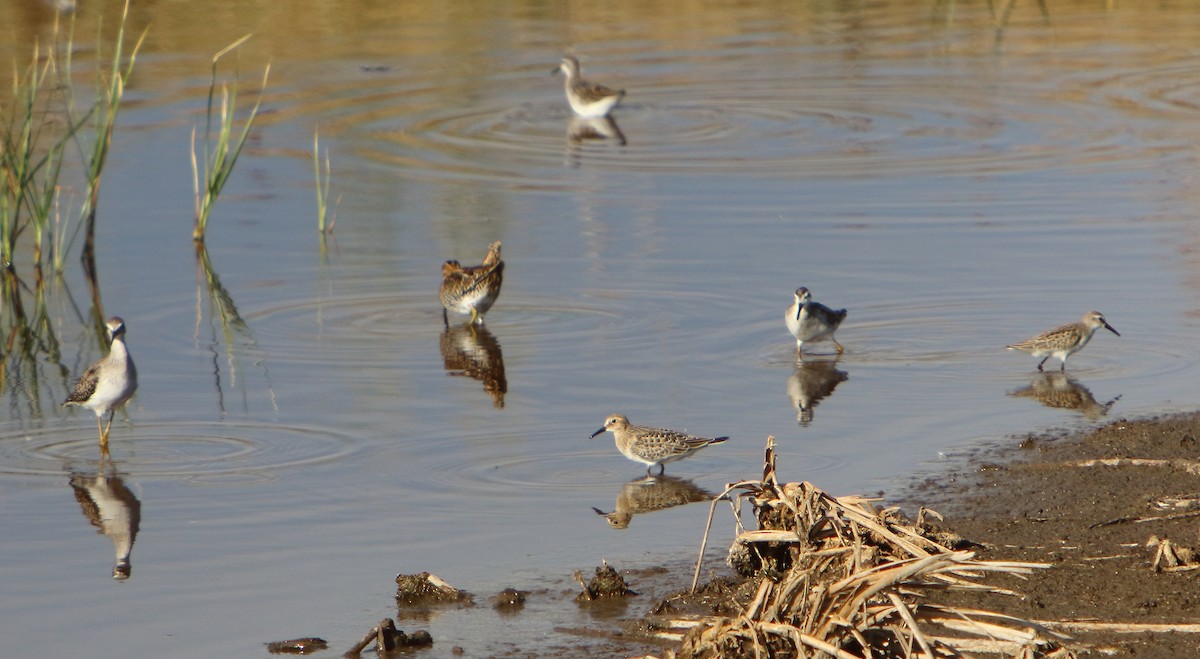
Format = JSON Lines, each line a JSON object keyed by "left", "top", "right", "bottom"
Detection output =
{"left": 567, "top": 116, "right": 626, "bottom": 146}
{"left": 1008, "top": 372, "right": 1121, "bottom": 419}
{"left": 787, "top": 359, "right": 849, "bottom": 426}
{"left": 565, "top": 116, "right": 626, "bottom": 168}
{"left": 440, "top": 324, "right": 507, "bottom": 408}
{"left": 592, "top": 475, "right": 713, "bottom": 529}
{"left": 69, "top": 460, "right": 141, "bottom": 580}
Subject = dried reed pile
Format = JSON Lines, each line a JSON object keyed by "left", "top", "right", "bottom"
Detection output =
{"left": 675, "top": 438, "right": 1073, "bottom": 658}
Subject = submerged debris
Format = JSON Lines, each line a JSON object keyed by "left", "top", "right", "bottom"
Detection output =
{"left": 574, "top": 560, "right": 637, "bottom": 602}
{"left": 670, "top": 436, "right": 1071, "bottom": 658}
{"left": 344, "top": 618, "right": 432, "bottom": 656}
{"left": 265, "top": 637, "right": 328, "bottom": 654}
{"left": 394, "top": 572, "right": 473, "bottom": 606}
{"left": 491, "top": 587, "right": 528, "bottom": 611}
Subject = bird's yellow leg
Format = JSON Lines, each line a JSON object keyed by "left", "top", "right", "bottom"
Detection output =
{"left": 834, "top": 339, "right": 845, "bottom": 354}
{"left": 101, "top": 413, "right": 115, "bottom": 445}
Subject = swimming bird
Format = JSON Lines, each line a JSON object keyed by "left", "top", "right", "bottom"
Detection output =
{"left": 785, "top": 287, "right": 847, "bottom": 356}
{"left": 590, "top": 414, "right": 727, "bottom": 476}
{"left": 554, "top": 55, "right": 625, "bottom": 119}
{"left": 1007, "top": 310, "right": 1120, "bottom": 372}
{"left": 439, "top": 241, "right": 504, "bottom": 327}
{"left": 64, "top": 317, "right": 138, "bottom": 451}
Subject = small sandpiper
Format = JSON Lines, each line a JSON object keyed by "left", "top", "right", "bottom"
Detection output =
{"left": 64, "top": 317, "right": 138, "bottom": 451}
{"left": 553, "top": 55, "right": 625, "bottom": 119}
{"left": 439, "top": 240, "right": 504, "bottom": 327}
{"left": 1007, "top": 310, "right": 1120, "bottom": 372}
{"left": 785, "top": 287, "right": 847, "bottom": 356}
{"left": 590, "top": 414, "right": 728, "bottom": 476}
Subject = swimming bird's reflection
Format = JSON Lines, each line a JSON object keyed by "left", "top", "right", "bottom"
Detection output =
{"left": 439, "top": 324, "right": 507, "bottom": 408}
{"left": 592, "top": 475, "right": 713, "bottom": 529}
{"left": 69, "top": 462, "right": 141, "bottom": 580}
{"left": 786, "top": 359, "right": 849, "bottom": 426}
{"left": 1008, "top": 372, "right": 1121, "bottom": 419}
{"left": 567, "top": 116, "right": 626, "bottom": 146}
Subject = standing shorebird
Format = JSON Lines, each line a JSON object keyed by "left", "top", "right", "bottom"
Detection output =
{"left": 590, "top": 414, "right": 728, "bottom": 476}
{"left": 1007, "top": 310, "right": 1120, "bottom": 372}
{"left": 785, "top": 287, "right": 847, "bottom": 356}
{"left": 64, "top": 317, "right": 138, "bottom": 451}
{"left": 439, "top": 241, "right": 504, "bottom": 327}
{"left": 553, "top": 55, "right": 625, "bottom": 119}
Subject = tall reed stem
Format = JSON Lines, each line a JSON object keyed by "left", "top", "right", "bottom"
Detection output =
{"left": 191, "top": 35, "right": 270, "bottom": 242}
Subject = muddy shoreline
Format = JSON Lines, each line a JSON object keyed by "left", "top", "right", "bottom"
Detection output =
{"left": 629, "top": 412, "right": 1200, "bottom": 657}
{"left": 898, "top": 411, "right": 1200, "bottom": 657}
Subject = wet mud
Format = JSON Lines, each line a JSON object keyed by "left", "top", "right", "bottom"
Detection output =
{"left": 901, "top": 412, "right": 1200, "bottom": 657}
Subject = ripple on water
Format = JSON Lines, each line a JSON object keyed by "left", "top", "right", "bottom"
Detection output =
{"left": 401, "top": 431, "right": 850, "bottom": 500}
{"left": 331, "top": 59, "right": 1168, "bottom": 185}
{"left": 1, "top": 422, "right": 364, "bottom": 484}
{"left": 1080, "top": 55, "right": 1200, "bottom": 118}
{"left": 241, "top": 288, "right": 622, "bottom": 363}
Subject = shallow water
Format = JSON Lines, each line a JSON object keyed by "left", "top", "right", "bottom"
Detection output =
{"left": 3, "top": 1, "right": 1200, "bottom": 656}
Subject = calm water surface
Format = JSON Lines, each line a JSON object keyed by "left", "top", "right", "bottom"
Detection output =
{"left": 3, "top": 1, "right": 1200, "bottom": 656}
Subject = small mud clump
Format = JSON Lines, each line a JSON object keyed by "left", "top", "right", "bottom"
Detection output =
{"left": 574, "top": 561, "right": 637, "bottom": 602}
{"left": 394, "top": 572, "right": 473, "bottom": 606}
{"left": 490, "top": 587, "right": 528, "bottom": 611}
{"left": 264, "top": 637, "right": 328, "bottom": 654}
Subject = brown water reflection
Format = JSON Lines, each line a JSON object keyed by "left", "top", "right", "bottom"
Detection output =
{"left": 591, "top": 474, "right": 713, "bottom": 529}
{"left": 439, "top": 324, "right": 507, "bottom": 407}
{"left": 1008, "top": 373, "right": 1122, "bottom": 419}
{"left": 69, "top": 462, "right": 141, "bottom": 580}
{"left": 787, "top": 359, "right": 850, "bottom": 426}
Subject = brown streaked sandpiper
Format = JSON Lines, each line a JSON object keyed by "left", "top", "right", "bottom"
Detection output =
{"left": 1007, "top": 310, "right": 1119, "bottom": 372}
{"left": 590, "top": 414, "right": 727, "bottom": 476}
{"left": 439, "top": 240, "right": 504, "bottom": 327}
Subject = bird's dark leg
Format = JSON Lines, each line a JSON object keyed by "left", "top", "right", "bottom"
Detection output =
{"left": 657, "top": 464, "right": 665, "bottom": 476}
{"left": 442, "top": 308, "right": 449, "bottom": 329}
{"left": 1037, "top": 357, "right": 1048, "bottom": 372}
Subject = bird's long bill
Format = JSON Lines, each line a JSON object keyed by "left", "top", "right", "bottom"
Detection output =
{"left": 551, "top": 65, "right": 561, "bottom": 75}
{"left": 795, "top": 306, "right": 802, "bottom": 321}
{"left": 589, "top": 428, "right": 605, "bottom": 439}
{"left": 1104, "top": 323, "right": 1120, "bottom": 337}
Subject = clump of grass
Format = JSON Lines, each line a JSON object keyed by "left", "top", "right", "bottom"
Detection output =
{"left": 313, "top": 128, "right": 336, "bottom": 235}
{"left": 67, "top": 0, "right": 145, "bottom": 275}
{"left": 0, "top": 40, "right": 64, "bottom": 270}
{"left": 0, "top": 0, "right": 144, "bottom": 276}
{"left": 191, "top": 35, "right": 270, "bottom": 242}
